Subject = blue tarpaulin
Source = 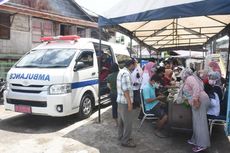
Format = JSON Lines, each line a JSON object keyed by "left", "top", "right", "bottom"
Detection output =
{"left": 99, "top": 0, "right": 230, "bottom": 26}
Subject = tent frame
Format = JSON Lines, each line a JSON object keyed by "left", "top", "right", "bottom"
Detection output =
{"left": 101, "top": 17, "right": 229, "bottom": 52}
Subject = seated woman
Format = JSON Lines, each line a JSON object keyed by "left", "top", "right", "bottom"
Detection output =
{"left": 204, "top": 83, "right": 220, "bottom": 117}
{"left": 208, "top": 71, "right": 223, "bottom": 101}
{"left": 140, "top": 61, "right": 156, "bottom": 89}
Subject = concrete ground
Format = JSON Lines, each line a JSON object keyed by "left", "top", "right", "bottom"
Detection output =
{"left": 0, "top": 100, "right": 230, "bottom": 153}
{"left": 65, "top": 108, "right": 230, "bottom": 153}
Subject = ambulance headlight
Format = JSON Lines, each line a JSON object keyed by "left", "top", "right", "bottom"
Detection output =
{"left": 49, "top": 84, "right": 72, "bottom": 95}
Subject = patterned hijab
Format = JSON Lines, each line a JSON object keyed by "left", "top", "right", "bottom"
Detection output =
{"left": 143, "top": 62, "right": 156, "bottom": 77}
{"left": 209, "top": 61, "right": 221, "bottom": 75}
{"left": 208, "top": 71, "right": 222, "bottom": 86}
{"left": 181, "top": 68, "right": 204, "bottom": 88}
{"left": 181, "top": 68, "right": 193, "bottom": 81}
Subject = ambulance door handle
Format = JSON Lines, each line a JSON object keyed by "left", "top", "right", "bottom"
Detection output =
{"left": 91, "top": 72, "right": 96, "bottom": 76}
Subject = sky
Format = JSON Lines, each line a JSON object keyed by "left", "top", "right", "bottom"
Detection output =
{"left": 75, "top": 0, "right": 136, "bottom": 46}
{"left": 75, "top": 0, "right": 120, "bottom": 16}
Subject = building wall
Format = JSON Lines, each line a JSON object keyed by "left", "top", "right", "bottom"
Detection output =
{"left": 0, "top": 13, "right": 95, "bottom": 55}
{"left": 85, "top": 28, "right": 91, "bottom": 38}
{"left": 0, "top": 14, "right": 31, "bottom": 54}
{"left": 9, "top": 0, "right": 92, "bottom": 21}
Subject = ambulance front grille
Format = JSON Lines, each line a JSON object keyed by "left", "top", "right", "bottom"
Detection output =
{"left": 10, "top": 84, "right": 45, "bottom": 93}
{"left": 11, "top": 84, "right": 44, "bottom": 88}
{"left": 11, "top": 89, "right": 41, "bottom": 93}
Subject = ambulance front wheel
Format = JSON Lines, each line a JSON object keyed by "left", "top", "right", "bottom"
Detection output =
{"left": 79, "top": 93, "right": 93, "bottom": 119}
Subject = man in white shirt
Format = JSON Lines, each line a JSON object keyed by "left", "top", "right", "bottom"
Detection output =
{"left": 131, "top": 58, "right": 143, "bottom": 109}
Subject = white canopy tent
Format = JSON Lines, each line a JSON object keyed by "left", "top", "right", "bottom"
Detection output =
{"left": 98, "top": 0, "right": 230, "bottom": 134}
{"left": 99, "top": 0, "right": 230, "bottom": 51}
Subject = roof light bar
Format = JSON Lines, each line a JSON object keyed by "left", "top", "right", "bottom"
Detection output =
{"left": 40, "top": 35, "right": 80, "bottom": 42}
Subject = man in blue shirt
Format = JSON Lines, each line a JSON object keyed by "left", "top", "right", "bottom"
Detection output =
{"left": 143, "top": 75, "right": 168, "bottom": 131}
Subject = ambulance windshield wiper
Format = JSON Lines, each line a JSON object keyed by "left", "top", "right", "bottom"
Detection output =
{"left": 42, "top": 65, "right": 67, "bottom": 68}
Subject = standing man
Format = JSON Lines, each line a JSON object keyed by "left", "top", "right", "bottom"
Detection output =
{"left": 117, "top": 59, "right": 136, "bottom": 148}
{"left": 131, "top": 58, "right": 143, "bottom": 109}
{"left": 107, "top": 63, "right": 119, "bottom": 126}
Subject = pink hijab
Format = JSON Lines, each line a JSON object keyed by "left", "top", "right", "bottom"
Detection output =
{"left": 143, "top": 62, "right": 156, "bottom": 77}
{"left": 209, "top": 61, "right": 221, "bottom": 75}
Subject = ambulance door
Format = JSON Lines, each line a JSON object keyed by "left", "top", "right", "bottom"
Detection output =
{"left": 72, "top": 50, "right": 98, "bottom": 108}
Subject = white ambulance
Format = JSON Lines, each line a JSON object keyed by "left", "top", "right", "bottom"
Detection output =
{"left": 4, "top": 35, "right": 130, "bottom": 118}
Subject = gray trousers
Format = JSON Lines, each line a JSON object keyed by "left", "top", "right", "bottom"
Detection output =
{"left": 117, "top": 103, "right": 133, "bottom": 144}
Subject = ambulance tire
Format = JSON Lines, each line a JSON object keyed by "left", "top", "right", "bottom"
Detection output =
{"left": 79, "top": 93, "right": 93, "bottom": 119}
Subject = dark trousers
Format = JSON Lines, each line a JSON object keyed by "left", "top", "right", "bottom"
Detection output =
{"left": 133, "top": 90, "right": 141, "bottom": 108}
{"left": 110, "top": 92, "right": 118, "bottom": 119}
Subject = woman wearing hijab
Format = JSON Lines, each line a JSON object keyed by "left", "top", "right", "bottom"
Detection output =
{"left": 180, "top": 68, "right": 210, "bottom": 152}
{"left": 208, "top": 71, "right": 223, "bottom": 100}
{"left": 140, "top": 62, "right": 156, "bottom": 89}
{"left": 163, "top": 69, "right": 173, "bottom": 86}
{"left": 203, "top": 61, "right": 222, "bottom": 85}
{"left": 208, "top": 61, "right": 222, "bottom": 75}
{"left": 138, "top": 61, "right": 156, "bottom": 119}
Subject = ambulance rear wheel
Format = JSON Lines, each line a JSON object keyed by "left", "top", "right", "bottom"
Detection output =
{"left": 79, "top": 94, "right": 93, "bottom": 119}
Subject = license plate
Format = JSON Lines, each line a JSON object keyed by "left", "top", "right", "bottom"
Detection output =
{"left": 15, "top": 105, "right": 32, "bottom": 113}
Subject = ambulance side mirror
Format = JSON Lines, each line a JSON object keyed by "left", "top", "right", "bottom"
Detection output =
{"left": 74, "top": 62, "right": 85, "bottom": 71}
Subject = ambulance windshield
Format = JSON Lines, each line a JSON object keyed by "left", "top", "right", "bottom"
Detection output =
{"left": 15, "top": 48, "right": 76, "bottom": 68}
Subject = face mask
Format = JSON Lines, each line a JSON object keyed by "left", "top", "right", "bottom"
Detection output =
{"left": 152, "top": 83, "right": 160, "bottom": 89}
{"left": 208, "top": 80, "right": 216, "bottom": 85}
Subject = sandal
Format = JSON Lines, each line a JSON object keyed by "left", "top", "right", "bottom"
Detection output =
{"left": 121, "top": 140, "right": 136, "bottom": 148}
{"left": 192, "top": 146, "right": 207, "bottom": 152}
{"left": 187, "top": 139, "right": 196, "bottom": 145}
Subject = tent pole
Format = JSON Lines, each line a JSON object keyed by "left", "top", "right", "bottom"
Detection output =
{"left": 157, "top": 52, "right": 159, "bottom": 62}
{"left": 202, "top": 49, "right": 205, "bottom": 69}
{"left": 140, "top": 44, "right": 142, "bottom": 67}
{"left": 149, "top": 49, "right": 151, "bottom": 59}
{"left": 189, "top": 39, "right": 191, "bottom": 59}
{"left": 130, "top": 37, "right": 132, "bottom": 57}
{"left": 213, "top": 40, "right": 217, "bottom": 54}
{"left": 139, "top": 44, "right": 141, "bottom": 59}
{"left": 226, "top": 24, "right": 230, "bottom": 136}
{"left": 98, "top": 27, "right": 102, "bottom": 123}
{"left": 226, "top": 27, "right": 230, "bottom": 83}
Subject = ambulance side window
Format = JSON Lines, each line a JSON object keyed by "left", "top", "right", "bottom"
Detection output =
{"left": 74, "top": 51, "right": 93, "bottom": 71}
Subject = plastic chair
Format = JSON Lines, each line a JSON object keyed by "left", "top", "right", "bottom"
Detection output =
{"left": 208, "top": 89, "right": 227, "bottom": 136}
{"left": 208, "top": 115, "right": 226, "bottom": 135}
{"left": 139, "top": 90, "right": 158, "bottom": 128}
